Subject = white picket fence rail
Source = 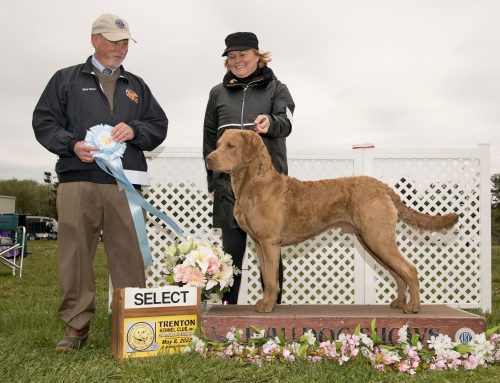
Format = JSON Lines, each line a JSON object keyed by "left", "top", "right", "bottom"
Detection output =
{"left": 141, "top": 144, "right": 491, "bottom": 312}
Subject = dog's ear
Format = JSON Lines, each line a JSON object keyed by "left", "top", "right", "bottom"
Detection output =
{"left": 241, "top": 131, "right": 263, "bottom": 163}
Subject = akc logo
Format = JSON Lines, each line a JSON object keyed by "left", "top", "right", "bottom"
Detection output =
{"left": 455, "top": 327, "right": 475, "bottom": 344}
{"left": 126, "top": 89, "right": 139, "bottom": 103}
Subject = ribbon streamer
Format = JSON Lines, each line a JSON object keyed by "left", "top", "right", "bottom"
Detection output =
{"left": 85, "top": 124, "right": 183, "bottom": 266}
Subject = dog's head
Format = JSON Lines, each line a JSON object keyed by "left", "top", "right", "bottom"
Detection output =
{"left": 206, "top": 129, "right": 265, "bottom": 173}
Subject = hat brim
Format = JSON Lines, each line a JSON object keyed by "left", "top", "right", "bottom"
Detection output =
{"left": 101, "top": 31, "right": 136, "bottom": 43}
{"left": 222, "top": 45, "right": 256, "bottom": 56}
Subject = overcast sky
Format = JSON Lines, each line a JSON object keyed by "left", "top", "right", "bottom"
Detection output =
{"left": 0, "top": 0, "right": 498, "bottom": 183}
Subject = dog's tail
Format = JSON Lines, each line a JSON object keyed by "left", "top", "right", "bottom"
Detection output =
{"left": 388, "top": 188, "right": 459, "bottom": 232}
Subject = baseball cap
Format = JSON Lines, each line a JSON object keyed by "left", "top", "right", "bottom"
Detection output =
{"left": 91, "top": 13, "right": 136, "bottom": 42}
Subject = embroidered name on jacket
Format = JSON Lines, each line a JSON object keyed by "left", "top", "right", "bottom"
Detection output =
{"left": 82, "top": 87, "right": 97, "bottom": 91}
{"left": 126, "top": 89, "right": 139, "bottom": 103}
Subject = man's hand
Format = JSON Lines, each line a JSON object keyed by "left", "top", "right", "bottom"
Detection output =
{"left": 74, "top": 141, "right": 99, "bottom": 163}
{"left": 112, "top": 122, "right": 135, "bottom": 143}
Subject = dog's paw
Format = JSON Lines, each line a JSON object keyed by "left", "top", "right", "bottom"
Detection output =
{"left": 402, "top": 302, "right": 420, "bottom": 314}
{"left": 255, "top": 299, "right": 275, "bottom": 313}
{"left": 390, "top": 298, "right": 406, "bottom": 309}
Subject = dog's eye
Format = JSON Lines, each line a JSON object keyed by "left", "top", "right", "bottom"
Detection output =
{"left": 227, "top": 143, "right": 235, "bottom": 149}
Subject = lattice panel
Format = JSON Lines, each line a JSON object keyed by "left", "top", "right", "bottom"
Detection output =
{"left": 370, "top": 158, "right": 481, "bottom": 306}
{"left": 139, "top": 149, "right": 487, "bottom": 310}
{"left": 142, "top": 156, "right": 218, "bottom": 289}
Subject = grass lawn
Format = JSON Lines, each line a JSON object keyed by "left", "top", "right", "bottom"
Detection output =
{"left": 0, "top": 241, "right": 498, "bottom": 383}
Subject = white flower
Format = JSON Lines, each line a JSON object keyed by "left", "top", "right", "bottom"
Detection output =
{"left": 359, "top": 332, "right": 374, "bottom": 349}
{"left": 226, "top": 327, "right": 243, "bottom": 343}
{"left": 398, "top": 323, "right": 409, "bottom": 344}
{"left": 427, "top": 334, "right": 461, "bottom": 360}
{"left": 177, "top": 237, "right": 196, "bottom": 254}
{"left": 189, "top": 335, "right": 206, "bottom": 354}
{"left": 302, "top": 329, "right": 316, "bottom": 345}
{"left": 185, "top": 249, "right": 210, "bottom": 274}
{"left": 470, "top": 333, "right": 495, "bottom": 365}
{"left": 288, "top": 341, "right": 301, "bottom": 355}
{"left": 262, "top": 339, "right": 279, "bottom": 355}
{"left": 251, "top": 329, "right": 266, "bottom": 339}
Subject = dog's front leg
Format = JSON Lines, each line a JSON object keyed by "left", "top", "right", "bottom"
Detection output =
{"left": 255, "top": 240, "right": 281, "bottom": 313}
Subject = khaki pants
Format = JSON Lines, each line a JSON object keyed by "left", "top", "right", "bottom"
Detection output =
{"left": 56, "top": 182, "right": 146, "bottom": 330}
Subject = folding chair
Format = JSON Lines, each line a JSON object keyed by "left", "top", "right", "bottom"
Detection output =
{"left": 0, "top": 215, "right": 27, "bottom": 277}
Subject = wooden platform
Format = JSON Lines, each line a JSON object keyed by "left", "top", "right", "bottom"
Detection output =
{"left": 201, "top": 304, "right": 485, "bottom": 345}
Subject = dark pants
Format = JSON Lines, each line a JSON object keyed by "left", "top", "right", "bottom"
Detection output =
{"left": 221, "top": 227, "right": 283, "bottom": 304}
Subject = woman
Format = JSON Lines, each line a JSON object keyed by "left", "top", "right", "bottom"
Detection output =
{"left": 203, "top": 32, "right": 295, "bottom": 304}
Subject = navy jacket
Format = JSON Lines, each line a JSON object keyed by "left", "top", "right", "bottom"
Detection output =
{"left": 33, "top": 56, "right": 168, "bottom": 184}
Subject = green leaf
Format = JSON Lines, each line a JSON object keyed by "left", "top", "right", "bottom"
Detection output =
{"left": 279, "top": 329, "right": 286, "bottom": 345}
{"left": 299, "top": 334, "right": 309, "bottom": 343}
{"left": 353, "top": 323, "right": 361, "bottom": 336}
{"left": 250, "top": 324, "right": 263, "bottom": 335}
{"left": 454, "top": 344, "right": 474, "bottom": 354}
{"left": 164, "top": 274, "right": 175, "bottom": 284}
{"left": 370, "top": 319, "right": 382, "bottom": 344}
{"left": 299, "top": 343, "right": 308, "bottom": 357}
{"left": 411, "top": 333, "right": 420, "bottom": 347}
{"left": 486, "top": 325, "right": 500, "bottom": 338}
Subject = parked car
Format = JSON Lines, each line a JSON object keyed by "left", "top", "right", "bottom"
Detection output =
{"left": 26, "top": 216, "right": 58, "bottom": 240}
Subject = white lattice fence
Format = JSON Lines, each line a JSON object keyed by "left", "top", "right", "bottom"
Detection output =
{"left": 142, "top": 145, "right": 491, "bottom": 311}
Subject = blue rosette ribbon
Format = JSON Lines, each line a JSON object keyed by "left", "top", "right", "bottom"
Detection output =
{"left": 85, "top": 124, "right": 183, "bottom": 266}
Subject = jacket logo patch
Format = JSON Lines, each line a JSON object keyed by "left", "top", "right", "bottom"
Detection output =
{"left": 126, "top": 89, "right": 139, "bottom": 103}
{"left": 82, "top": 87, "right": 97, "bottom": 91}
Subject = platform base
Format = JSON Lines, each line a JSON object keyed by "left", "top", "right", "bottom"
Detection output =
{"left": 201, "top": 304, "right": 485, "bottom": 345}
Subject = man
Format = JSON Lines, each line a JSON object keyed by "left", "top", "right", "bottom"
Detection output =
{"left": 33, "top": 13, "right": 168, "bottom": 352}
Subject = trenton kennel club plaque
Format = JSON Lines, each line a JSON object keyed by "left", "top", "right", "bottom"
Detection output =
{"left": 111, "top": 286, "right": 200, "bottom": 359}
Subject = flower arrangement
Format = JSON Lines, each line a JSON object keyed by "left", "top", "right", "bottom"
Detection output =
{"left": 186, "top": 320, "right": 500, "bottom": 373}
{"left": 162, "top": 237, "right": 240, "bottom": 301}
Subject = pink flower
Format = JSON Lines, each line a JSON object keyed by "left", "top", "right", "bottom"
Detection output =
{"left": 319, "top": 341, "right": 337, "bottom": 359}
{"left": 450, "top": 358, "right": 462, "bottom": 369}
{"left": 281, "top": 348, "right": 295, "bottom": 361}
{"left": 207, "top": 257, "right": 221, "bottom": 275}
{"left": 173, "top": 264, "right": 186, "bottom": 282}
{"left": 489, "top": 333, "right": 499, "bottom": 343}
{"left": 407, "top": 347, "right": 418, "bottom": 358}
{"left": 398, "top": 363, "right": 410, "bottom": 373}
{"left": 463, "top": 354, "right": 479, "bottom": 370}
{"left": 183, "top": 267, "right": 207, "bottom": 287}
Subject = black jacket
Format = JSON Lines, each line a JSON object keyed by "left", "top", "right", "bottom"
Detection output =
{"left": 203, "top": 66, "right": 295, "bottom": 228}
{"left": 33, "top": 56, "right": 168, "bottom": 184}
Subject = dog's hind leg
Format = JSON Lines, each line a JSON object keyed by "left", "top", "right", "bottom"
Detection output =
{"left": 362, "top": 231, "right": 420, "bottom": 313}
{"left": 355, "top": 234, "right": 408, "bottom": 309}
{"left": 355, "top": 198, "right": 420, "bottom": 313}
{"left": 253, "top": 239, "right": 281, "bottom": 313}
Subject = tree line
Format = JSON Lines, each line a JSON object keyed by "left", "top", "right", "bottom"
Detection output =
{"left": 0, "top": 179, "right": 57, "bottom": 218}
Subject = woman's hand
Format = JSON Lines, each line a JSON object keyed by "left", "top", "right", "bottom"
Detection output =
{"left": 253, "top": 114, "right": 270, "bottom": 134}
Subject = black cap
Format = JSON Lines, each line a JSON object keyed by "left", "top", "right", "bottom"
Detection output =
{"left": 222, "top": 32, "right": 259, "bottom": 56}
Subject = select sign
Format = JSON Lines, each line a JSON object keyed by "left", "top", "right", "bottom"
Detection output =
{"left": 125, "top": 286, "right": 198, "bottom": 308}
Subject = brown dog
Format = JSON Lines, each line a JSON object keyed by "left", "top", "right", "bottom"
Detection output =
{"left": 206, "top": 130, "right": 458, "bottom": 314}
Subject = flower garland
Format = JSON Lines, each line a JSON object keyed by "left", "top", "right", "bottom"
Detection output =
{"left": 186, "top": 320, "right": 500, "bottom": 373}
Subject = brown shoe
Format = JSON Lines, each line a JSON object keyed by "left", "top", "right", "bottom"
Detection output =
{"left": 55, "top": 325, "right": 89, "bottom": 352}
